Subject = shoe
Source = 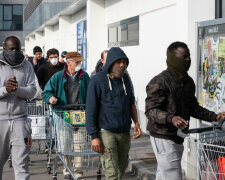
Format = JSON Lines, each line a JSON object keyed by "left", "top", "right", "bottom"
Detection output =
{"left": 44, "top": 148, "right": 48, "bottom": 153}
{"left": 64, "top": 174, "right": 72, "bottom": 179}
{"left": 63, "top": 168, "right": 71, "bottom": 179}
{"left": 74, "top": 172, "right": 85, "bottom": 180}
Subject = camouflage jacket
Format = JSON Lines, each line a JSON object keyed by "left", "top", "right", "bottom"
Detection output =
{"left": 145, "top": 69, "right": 217, "bottom": 144}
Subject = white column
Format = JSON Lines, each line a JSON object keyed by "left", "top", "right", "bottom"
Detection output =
{"left": 29, "top": 35, "right": 35, "bottom": 56}
{"left": 35, "top": 31, "right": 45, "bottom": 55}
{"left": 44, "top": 25, "right": 54, "bottom": 55}
{"left": 87, "top": 0, "right": 106, "bottom": 74}
{"left": 59, "top": 15, "right": 72, "bottom": 54}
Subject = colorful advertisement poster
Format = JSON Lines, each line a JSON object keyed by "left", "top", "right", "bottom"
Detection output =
{"left": 218, "top": 38, "right": 225, "bottom": 58}
{"left": 77, "top": 20, "right": 87, "bottom": 70}
{"left": 198, "top": 35, "right": 225, "bottom": 113}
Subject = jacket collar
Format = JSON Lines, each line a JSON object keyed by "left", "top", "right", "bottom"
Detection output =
{"left": 62, "top": 64, "right": 84, "bottom": 78}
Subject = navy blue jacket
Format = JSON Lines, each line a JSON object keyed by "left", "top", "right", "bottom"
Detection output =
{"left": 29, "top": 57, "right": 48, "bottom": 74}
{"left": 86, "top": 47, "right": 135, "bottom": 140}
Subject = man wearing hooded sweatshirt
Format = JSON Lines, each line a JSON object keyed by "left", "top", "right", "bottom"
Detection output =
{"left": 86, "top": 47, "right": 142, "bottom": 180}
{"left": 0, "top": 36, "right": 36, "bottom": 180}
{"left": 145, "top": 41, "right": 225, "bottom": 180}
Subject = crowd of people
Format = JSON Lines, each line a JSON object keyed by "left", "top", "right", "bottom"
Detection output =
{"left": 0, "top": 36, "right": 224, "bottom": 180}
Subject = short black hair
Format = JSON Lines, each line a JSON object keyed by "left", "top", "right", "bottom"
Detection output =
{"left": 47, "top": 48, "right": 59, "bottom": 58}
{"left": 101, "top": 50, "right": 109, "bottom": 59}
{"left": 168, "top": 41, "right": 189, "bottom": 53}
{"left": 4, "top": 36, "right": 21, "bottom": 48}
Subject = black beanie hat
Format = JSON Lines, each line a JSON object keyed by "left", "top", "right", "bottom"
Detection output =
{"left": 33, "top": 46, "right": 42, "bottom": 54}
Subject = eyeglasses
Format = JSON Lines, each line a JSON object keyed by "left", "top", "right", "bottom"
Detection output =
{"left": 67, "top": 59, "right": 82, "bottom": 65}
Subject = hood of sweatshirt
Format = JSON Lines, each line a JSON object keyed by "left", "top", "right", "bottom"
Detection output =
{"left": 0, "top": 51, "right": 25, "bottom": 67}
{"left": 102, "top": 47, "right": 129, "bottom": 73}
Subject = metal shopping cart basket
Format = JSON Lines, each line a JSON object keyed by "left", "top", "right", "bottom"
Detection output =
{"left": 52, "top": 104, "right": 101, "bottom": 180}
{"left": 27, "top": 100, "right": 53, "bottom": 174}
{"left": 178, "top": 118, "right": 225, "bottom": 180}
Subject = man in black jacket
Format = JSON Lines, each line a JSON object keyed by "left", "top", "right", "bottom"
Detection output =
{"left": 145, "top": 41, "right": 225, "bottom": 180}
{"left": 90, "top": 50, "right": 108, "bottom": 77}
{"left": 36, "top": 48, "right": 64, "bottom": 90}
{"left": 29, "top": 46, "right": 48, "bottom": 73}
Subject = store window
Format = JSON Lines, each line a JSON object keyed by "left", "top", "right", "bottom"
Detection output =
{"left": 108, "top": 16, "right": 139, "bottom": 47}
{"left": 0, "top": 4, "right": 23, "bottom": 31}
{"left": 197, "top": 22, "right": 225, "bottom": 115}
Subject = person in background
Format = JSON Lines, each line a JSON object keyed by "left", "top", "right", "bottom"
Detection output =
{"left": 29, "top": 46, "right": 48, "bottom": 73}
{"left": 90, "top": 50, "right": 108, "bottom": 77}
{"left": 36, "top": 48, "right": 64, "bottom": 153}
{"left": 25, "top": 54, "right": 29, "bottom": 61}
{"left": 37, "top": 48, "right": 64, "bottom": 90}
{"left": 60, "top": 51, "right": 68, "bottom": 63}
{"left": 0, "top": 36, "right": 36, "bottom": 180}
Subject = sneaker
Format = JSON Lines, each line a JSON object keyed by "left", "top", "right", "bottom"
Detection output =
{"left": 63, "top": 169, "right": 71, "bottom": 179}
{"left": 74, "top": 172, "right": 85, "bottom": 180}
{"left": 64, "top": 174, "right": 72, "bottom": 179}
{"left": 44, "top": 148, "right": 48, "bottom": 153}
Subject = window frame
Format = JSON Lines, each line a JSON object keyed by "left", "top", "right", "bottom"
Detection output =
{"left": 0, "top": 4, "right": 23, "bottom": 31}
{"left": 108, "top": 16, "right": 139, "bottom": 47}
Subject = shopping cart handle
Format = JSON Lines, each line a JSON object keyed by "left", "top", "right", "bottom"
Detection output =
{"left": 53, "top": 104, "right": 86, "bottom": 110}
{"left": 184, "top": 127, "right": 218, "bottom": 134}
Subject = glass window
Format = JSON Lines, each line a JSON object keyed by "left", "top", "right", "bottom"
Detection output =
{"left": 12, "top": 5, "right": 23, "bottom": 30}
{"left": 0, "top": 20, "right": 3, "bottom": 30}
{"left": 0, "top": 4, "right": 23, "bottom": 31}
{"left": 0, "top": 5, "right": 3, "bottom": 20}
{"left": 4, "top": 6, "right": 12, "bottom": 20}
{"left": 118, "top": 24, "right": 127, "bottom": 42}
{"left": 108, "top": 16, "right": 139, "bottom": 47}
{"left": 4, "top": 21, "right": 12, "bottom": 30}
{"left": 108, "top": 27, "right": 117, "bottom": 43}
{"left": 128, "top": 22, "right": 139, "bottom": 41}
{"left": 13, "top": 5, "right": 22, "bottom": 15}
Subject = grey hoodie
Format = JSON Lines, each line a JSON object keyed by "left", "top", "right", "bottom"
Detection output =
{"left": 0, "top": 53, "right": 37, "bottom": 120}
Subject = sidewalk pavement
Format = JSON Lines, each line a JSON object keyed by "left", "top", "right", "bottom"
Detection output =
{"left": 129, "top": 131, "right": 157, "bottom": 180}
{"left": 3, "top": 131, "right": 157, "bottom": 180}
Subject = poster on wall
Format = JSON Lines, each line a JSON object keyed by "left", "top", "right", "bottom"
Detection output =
{"left": 77, "top": 20, "right": 87, "bottom": 70}
{"left": 198, "top": 25, "right": 225, "bottom": 113}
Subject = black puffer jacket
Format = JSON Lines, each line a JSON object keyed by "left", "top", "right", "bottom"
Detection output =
{"left": 145, "top": 69, "right": 217, "bottom": 144}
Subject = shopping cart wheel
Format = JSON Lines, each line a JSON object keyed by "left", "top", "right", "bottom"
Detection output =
{"left": 97, "top": 170, "right": 101, "bottom": 180}
{"left": 47, "top": 167, "right": 51, "bottom": 174}
{"left": 97, "top": 175, "right": 101, "bottom": 180}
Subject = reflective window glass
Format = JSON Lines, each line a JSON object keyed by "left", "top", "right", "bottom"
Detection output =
{"left": 4, "top": 6, "right": 12, "bottom": 20}
{"left": 0, "top": 5, "right": 3, "bottom": 20}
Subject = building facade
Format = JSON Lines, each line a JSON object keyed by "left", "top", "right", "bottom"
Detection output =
{"left": 0, "top": 0, "right": 27, "bottom": 52}
{"left": 25, "top": 0, "right": 225, "bottom": 179}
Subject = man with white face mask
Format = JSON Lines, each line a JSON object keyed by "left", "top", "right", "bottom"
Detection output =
{"left": 42, "top": 52, "right": 89, "bottom": 179}
{"left": 37, "top": 48, "right": 64, "bottom": 90}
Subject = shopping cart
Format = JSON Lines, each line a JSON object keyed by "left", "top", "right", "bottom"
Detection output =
{"left": 178, "top": 118, "right": 225, "bottom": 180}
{"left": 52, "top": 104, "right": 101, "bottom": 180}
{"left": 27, "top": 100, "right": 53, "bottom": 174}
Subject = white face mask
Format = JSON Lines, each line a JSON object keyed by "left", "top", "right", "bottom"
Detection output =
{"left": 75, "top": 64, "right": 81, "bottom": 72}
{"left": 63, "top": 58, "right": 67, "bottom": 63}
{"left": 50, "top": 58, "right": 58, "bottom": 65}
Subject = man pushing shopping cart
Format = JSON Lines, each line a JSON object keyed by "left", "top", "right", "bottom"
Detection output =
{"left": 145, "top": 41, "right": 225, "bottom": 180}
{"left": 42, "top": 51, "right": 90, "bottom": 179}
